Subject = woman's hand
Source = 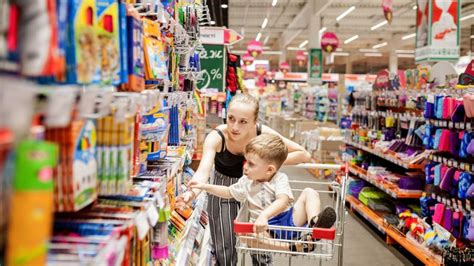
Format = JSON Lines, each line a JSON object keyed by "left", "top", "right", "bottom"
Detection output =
{"left": 188, "top": 180, "right": 205, "bottom": 189}
{"left": 175, "top": 191, "right": 195, "bottom": 208}
{"left": 254, "top": 214, "right": 270, "bottom": 233}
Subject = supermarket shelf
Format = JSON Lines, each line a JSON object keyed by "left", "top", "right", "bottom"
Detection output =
{"left": 427, "top": 118, "right": 474, "bottom": 131}
{"left": 175, "top": 194, "right": 208, "bottom": 265}
{"left": 344, "top": 140, "right": 424, "bottom": 170}
{"left": 349, "top": 166, "right": 423, "bottom": 199}
{"left": 346, "top": 195, "right": 442, "bottom": 266}
{"left": 429, "top": 153, "right": 474, "bottom": 173}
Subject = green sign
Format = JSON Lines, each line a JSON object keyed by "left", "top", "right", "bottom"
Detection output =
{"left": 308, "top": 48, "right": 323, "bottom": 85}
{"left": 197, "top": 44, "right": 226, "bottom": 92}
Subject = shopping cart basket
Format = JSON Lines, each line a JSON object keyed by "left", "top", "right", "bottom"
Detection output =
{"left": 233, "top": 163, "right": 349, "bottom": 266}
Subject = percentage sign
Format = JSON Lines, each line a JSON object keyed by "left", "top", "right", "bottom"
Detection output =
{"left": 210, "top": 69, "right": 222, "bottom": 79}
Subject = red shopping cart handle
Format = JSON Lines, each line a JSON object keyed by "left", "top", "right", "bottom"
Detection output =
{"left": 233, "top": 220, "right": 336, "bottom": 240}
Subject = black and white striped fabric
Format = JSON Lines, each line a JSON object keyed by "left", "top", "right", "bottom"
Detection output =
{"left": 208, "top": 170, "right": 241, "bottom": 266}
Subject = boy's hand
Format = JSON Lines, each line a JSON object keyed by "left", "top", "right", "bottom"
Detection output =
{"left": 188, "top": 180, "right": 205, "bottom": 189}
{"left": 254, "top": 214, "right": 269, "bottom": 233}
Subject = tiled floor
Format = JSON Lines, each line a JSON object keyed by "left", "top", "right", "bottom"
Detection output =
{"left": 238, "top": 166, "right": 417, "bottom": 266}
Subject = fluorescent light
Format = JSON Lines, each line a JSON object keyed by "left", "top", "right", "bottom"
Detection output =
{"left": 256, "top": 32, "right": 262, "bottom": 41}
{"left": 344, "top": 35, "right": 359, "bottom": 44}
{"left": 299, "top": 40, "right": 309, "bottom": 48}
{"left": 461, "top": 14, "right": 474, "bottom": 21}
{"left": 402, "top": 33, "right": 416, "bottom": 40}
{"left": 337, "top": 6, "right": 356, "bottom": 21}
{"left": 334, "top": 52, "right": 350, "bottom": 57}
{"left": 336, "top": 48, "right": 343, "bottom": 52}
{"left": 396, "top": 49, "right": 414, "bottom": 54}
{"left": 413, "top": 5, "right": 417, "bottom": 10}
{"left": 397, "top": 54, "right": 414, "bottom": 58}
{"left": 364, "top": 53, "right": 383, "bottom": 57}
{"left": 272, "top": 0, "right": 278, "bottom": 7}
{"left": 287, "top": 47, "right": 306, "bottom": 51}
{"left": 210, "top": 21, "right": 216, "bottom": 25}
{"left": 372, "top": 42, "right": 388, "bottom": 49}
{"left": 264, "top": 35, "right": 270, "bottom": 44}
{"left": 221, "top": 4, "right": 228, "bottom": 8}
{"left": 359, "top": 48, "right": 378, "bottom": 53}
{"left": 319, "top": 27, "right": 327, "bottom": 34}
{"left": 371, "top": 20, "right": 388, "bottom": 31}
{"left": 261, "top": 18, "right": 268, "bottom": 29}
{"left": 232, "top": 50, "right": 282, "bottom": 55}
{"left": 471, "top": 35, "right": 474, "bottom": 39}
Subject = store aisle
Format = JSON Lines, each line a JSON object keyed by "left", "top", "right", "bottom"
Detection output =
{"left": 239, "top": 166, "right": 414, "bottom": 266}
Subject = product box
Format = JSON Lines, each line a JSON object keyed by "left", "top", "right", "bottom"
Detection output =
{"left": 117, "top": 0, "right": 128, "bottom": 84}
{"left": 96, "top": 0, "right": 121, "bottom": 85}
{"left": 125, "top": 7, "right": 145, "bottom": 91}
{"left": 142, "top": 18, "right": 168, "bottom": 82}
{"left": 67, "top": 0, "right": 99, "bottom": 84}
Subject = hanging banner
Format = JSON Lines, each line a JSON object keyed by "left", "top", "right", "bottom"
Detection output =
{"left": 196, "top": 44, "right": 226, "bottom": 92}
{"left": 308, "top": 48, "right": 323, "bottom": 85}
{"left": 320, "top": 32, "right": 339, "bottom": 53}
{"left": 382, "top": 0, "right": 393, "bottom": 24}
{"left": 247, "top": 40, "right": 263, "bottom": 58}
{"left": 415, "top": 0, "right": 460, "bottom": 62}
{"left": 242, "top": 53, "right": 254, "bottom": 66}
{"left": 279, "top": 61, "right": 290, "bottom": 73}
{"left": 296, "top": 51, "right": 307, "bottom": 67}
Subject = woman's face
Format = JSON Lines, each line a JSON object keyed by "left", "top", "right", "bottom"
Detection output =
{"left": 226, "top": 103, "right": 257, "bottom": 141}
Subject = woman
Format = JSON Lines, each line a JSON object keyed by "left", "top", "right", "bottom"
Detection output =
{"left": 177, "top": 94, "right": 311, "bottom": 266}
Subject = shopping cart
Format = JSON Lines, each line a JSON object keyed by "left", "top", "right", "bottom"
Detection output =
{"left": 233, "top": 163, "right": 349, "bottom": 266}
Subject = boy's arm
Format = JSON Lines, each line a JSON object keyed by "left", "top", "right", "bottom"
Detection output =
{"left": 254, "top": 194, "right": 290, "bottom": 233}
{"left": 199, "top": 184, "right": 234, "bottom": 199}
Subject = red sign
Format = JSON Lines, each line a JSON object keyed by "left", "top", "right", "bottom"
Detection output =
{"left": 374, "top": 69, "right": 390, "bottom": 89}
{"left": 279, "top": 61, "right": 290, "bottom": 73}
{"left": 242, "top": 52, "right": 254, "bottom": 66}
{"left": 321, "top": 32, "right": 339, "bottom": 53}
{"left": 247, "top": 40, "right": 263, "bottom": 58}
{"left": 382, "top": 0, "right": 393, "bottom": 24}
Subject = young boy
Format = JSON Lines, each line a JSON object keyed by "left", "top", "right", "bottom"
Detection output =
{"left": 189, "top": 134, "right": 336, "bottom": 254}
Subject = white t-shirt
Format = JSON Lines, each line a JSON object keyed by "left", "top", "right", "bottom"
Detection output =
{"left": 229, "top": 171, "right": 294, "bottom": 222}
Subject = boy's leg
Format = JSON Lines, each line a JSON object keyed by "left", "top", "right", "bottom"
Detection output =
{"left": 292, "top": 188, "right": 321, "bottom": 227}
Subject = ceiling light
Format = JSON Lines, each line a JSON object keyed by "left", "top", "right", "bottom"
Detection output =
{"left": 413, "top": 5, "right": 417, "bottom": 10}
{"left": 461, "top": 14, "right": 474, "bottom": 21}
{"left": 261, "top": 18, "right": 268, "bottom": 29}
{"left": 372, "top": 42, "right": 388, "bottom": 49}
{"left": 256, "top": 32, "right": 262, "bottom": 41}
{"left": 359, "top": 48, "right": 379, "bottom": 53}
{"left": 334, "top": 52, "right": 349, "bottom": 57}
{"left": 396, "top": 49, "right": 414, "bottom": 54}
{"left": 210, "top": 21, "right": 216, "bottom": 25}
{"left": 221, "top": 4, "right": 228, "bottom": 8}
{"left": 344, "top": 35, "right": 359, "bottom": 44}
{"left": 299, "top": 40, "right": 309, "bottom": 48}
{"left": 471, "top": 35, "right": 474, "bottom": 39}
{"left": 397, "top": 54, "right": 414, "bottom": 58}
{"left": 337, "top": 6, "right": 356, "bottom": 21}
{"left": 272, "top": 0, "right": 278, "bottom": 7}
{"left": 336, "top": 48, "right": 343, "bottom": 52}
{"left": 264, "top": 35, "right": 270, "bottom": 44}
{"left": 287, "top": 47, "right": 306, "bottom": 51}
{"left": 319, "top": 27, "right": 327, "bottom": 34}
{"left": 364, "top": 53, "right": 383, "bottom": 57}
{"left": 402, "top": 33, "right": 416, "bottom": 40}
{"left": 371, "top": 20, "right": 388, "bottom": 31}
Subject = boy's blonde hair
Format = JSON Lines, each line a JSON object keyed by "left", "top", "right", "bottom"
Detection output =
{"left": 245, "top": 134, "right": 288, "bottom": 169}
{"left": 228, "top": 94, "right": 259, "bottom": 121}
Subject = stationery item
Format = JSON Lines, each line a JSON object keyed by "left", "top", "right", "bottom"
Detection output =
{"left": 6, "top": 140, "right": 58, "bottom": 266}
{"left": 124, "top": 5, "right": 144, "bottom": 91}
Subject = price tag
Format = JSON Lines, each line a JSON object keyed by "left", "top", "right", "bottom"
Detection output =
{"left": 437, "top": 196, "right": 442, "bottom": 202}
{"left": 455, "top": 122, "right": 460, "bottom": 129}
{"left": 443, "top": 158, "right": 448, "bottom": 164}
{"left": 147, "top": 205, "right": 159, "bottom": 227}
{"left": 460, "top": 163, "right": 466, "bottom": 170}
{"left": 454, "top": 161, "right": 459, "bottom": 168}
{"left": 135, "top": 211, "right": 151, "bottom": 240}
{"left": 461, "top": 123, "right": 465, "bottom": 130}
{"left": 443, "top": 121, "right": 448, "bottom": 127}
{"left": 442, "top": 197, "right": 447, "bottom": 205}
{"left": 448, "top": 160, "right": 453, "bottom": 167}
{"left": 467, "top": 123, "right": 472, "bottom": 130}
{"left": 466, "top": 201, "right": 471, "bottom": 212}
{"left": 449, "top": 121, "right": 453, "bottom": 128}
{"left": 431, "top": 193, "right": 436, "bottom": 199}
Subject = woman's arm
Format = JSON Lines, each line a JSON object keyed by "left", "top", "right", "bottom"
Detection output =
{"left": 261, "top": 125, "right": 311, "bottom": 165}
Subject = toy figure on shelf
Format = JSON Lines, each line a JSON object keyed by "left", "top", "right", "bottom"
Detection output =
{"left": 457, "top": 60, "right": 474, "bottom": 89}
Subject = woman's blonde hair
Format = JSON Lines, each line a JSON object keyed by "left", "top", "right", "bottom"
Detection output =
{"left": 228, "top": 94, "right": 259, "bottom": 121}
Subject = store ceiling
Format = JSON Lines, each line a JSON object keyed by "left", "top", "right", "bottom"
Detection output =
{"left": 221, "top": 0, "right": 474, "bottom": 74}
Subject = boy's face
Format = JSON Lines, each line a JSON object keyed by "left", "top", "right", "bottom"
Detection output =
{"left": 243, "top": 153, "right": 277, "bottom": 182}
